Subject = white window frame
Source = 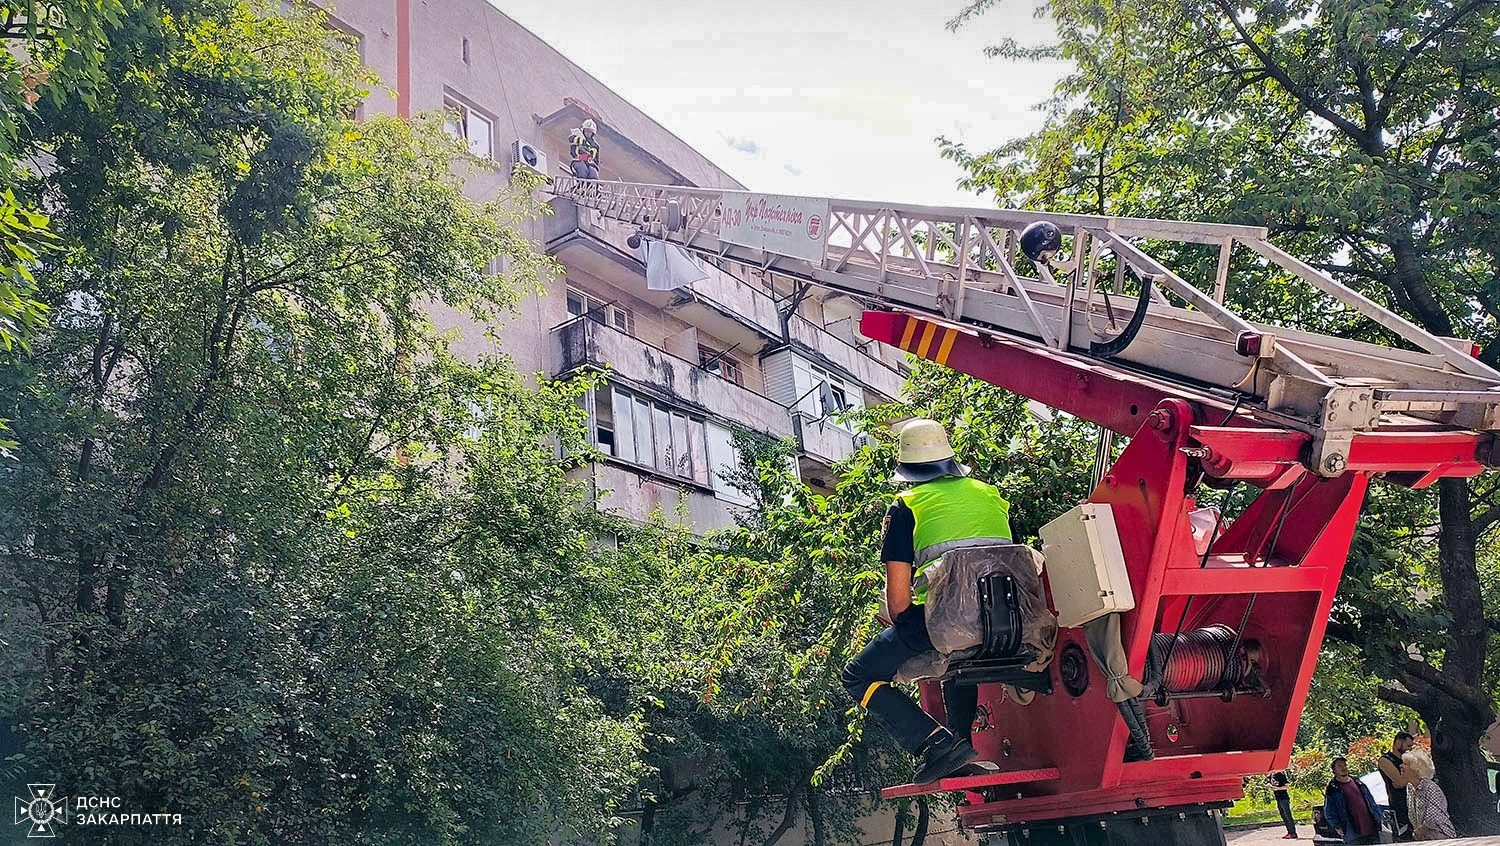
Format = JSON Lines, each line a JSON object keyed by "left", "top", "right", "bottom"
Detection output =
{"left": 567, "top": 287, "right": 634, "bottom": 337}
{"left": 791, "top": 359, "right": 863, "bottom": 431}
{"left": 442, "top": 96, "right": 494, "bottom": 160}
{"left": 593, "top": 385, "right": 712, "bottom": 488}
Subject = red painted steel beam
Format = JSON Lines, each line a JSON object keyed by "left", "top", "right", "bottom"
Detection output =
{"left": 880, "top": 767, "right": 1061, "bottom": 800}
{"left": 859, "top": 310, "right": 1262, "bottom": 435}
{"left": 1160, "top": 565, "right": 1330, "bottom": 596}
{"left": 862, "top": 310, "right": 1495, "bottom": 479}
{"left": 957, "top": 777, "right": 1245, "bottom": 829}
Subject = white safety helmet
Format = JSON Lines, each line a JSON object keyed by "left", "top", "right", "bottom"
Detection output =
{"left": 581, "top": 119, "right": 597, "bottom": 133}
{"left": 891, "top": 418, "right": 971, "bottom": 483}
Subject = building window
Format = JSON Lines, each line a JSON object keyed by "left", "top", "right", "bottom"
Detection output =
{"left": 462, "top": 37, "right": 471, "bottom": 64}
{"left": 706, "top": 421, "right": 752, "bottom": 506}
{"left": 699, "top": 345, "right": 743, "bottom": 386}
{"left": 442, "top": 96, "right": 493, "bottom": 159}
{"left": 791, "top": 359, "right": 862, "bottom": 430}
{"left": 594, "top": 386, "right": 711, "bottom": 487}
{"left": 567, "top": 287, "right": 634, "bottom": 336}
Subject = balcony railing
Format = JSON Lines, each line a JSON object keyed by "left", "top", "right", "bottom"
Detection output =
{"left": 552, "top": 317, "right": 792, "bottom": 437}
{"left": 793, "top": 413, "right": 862, "bottom": 466}
{"left": 583, "top": 462, "right": 740, "bottom": 534}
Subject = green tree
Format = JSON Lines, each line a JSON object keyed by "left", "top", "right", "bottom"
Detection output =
{"left": 1, "top": 0, "right": 124, "bottom": 445}
{"left": 0, "top": 1, "right": 663, "bottom": 841}
{"left": 942, "top": 0, "right": 1500, "bottom": 831}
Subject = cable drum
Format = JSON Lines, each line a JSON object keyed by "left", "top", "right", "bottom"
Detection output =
{"left": 1147, "top": 624, "right": 1257, "bottom": 697}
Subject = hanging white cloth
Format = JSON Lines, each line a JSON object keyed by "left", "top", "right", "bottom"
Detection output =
{"left": 639, "top": 238, "right": 708, "bottom": 291}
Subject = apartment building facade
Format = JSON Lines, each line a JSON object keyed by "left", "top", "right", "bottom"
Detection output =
{"left": 328, "top": 0, "right": 906, "bottom": 533}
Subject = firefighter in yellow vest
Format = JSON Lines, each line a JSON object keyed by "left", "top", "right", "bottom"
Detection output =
{"left": 569, "top": 119, "right": 601, "bottom": 180}
{"left": 841, "top": 419, "right": 1012, "bottom": 784}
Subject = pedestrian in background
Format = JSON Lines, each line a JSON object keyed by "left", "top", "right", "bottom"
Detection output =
{"left": 1401, "top": 747, "right": 1456, "bottom": 840}
{"left": 1270, "top": 769, "right": 1297, "bottom": 839}
{"left": 1323, "top": 757, "right": 1382, "bottom": 845}
{"left": 1377, "top": 731, "right": 1418, "bottom": 841}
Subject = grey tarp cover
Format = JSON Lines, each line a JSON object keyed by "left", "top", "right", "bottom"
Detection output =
{"left": 1083, "top": 612, "right": 1143, "bottom": 703}
{"left": 893, "top": 544, "right": 1057, "bottom": 684}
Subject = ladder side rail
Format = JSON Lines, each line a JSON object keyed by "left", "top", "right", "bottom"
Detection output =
{"left": 1096, "top": 231, "right": 1336, "bottom": 389}
{"left": 1244, "top": 238, "right": 1500, "bottom": 380}
{"left": 546, "top": 178, "right": 1500, "bottom": 432}
{"left": 824, "top": 197, "right": 1270, "bottom": 245}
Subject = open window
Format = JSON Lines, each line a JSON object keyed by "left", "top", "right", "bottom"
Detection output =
{"left": 594, "top": 386, "right": 711, "bottom": 487}
{"left": 567, "top": 287, "right": 634, "bottom": 337}
{"left": 791, "top": 359, "right": 863, "bottom": 430}
{"left": 442, "top": 94, "right": 494, "bottom": 160}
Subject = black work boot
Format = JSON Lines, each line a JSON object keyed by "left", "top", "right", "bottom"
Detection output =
{"left": 913, "top": 730, "right": 979, "bottom": 784}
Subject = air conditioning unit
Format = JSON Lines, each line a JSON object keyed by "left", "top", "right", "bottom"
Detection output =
{"left": 511, "top": 140, "right": 548, "bottom": 177}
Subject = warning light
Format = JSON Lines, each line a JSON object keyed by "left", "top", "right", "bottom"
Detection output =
{"left": 1235, "top": 331, "right": 1263, "bottom": 357}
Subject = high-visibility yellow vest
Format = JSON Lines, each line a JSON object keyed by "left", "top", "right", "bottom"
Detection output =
{"left": 895, "top": 476, "right": 1013, "bottom": 602}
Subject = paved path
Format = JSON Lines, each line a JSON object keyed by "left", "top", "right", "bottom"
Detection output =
{"left": 1225, "top": 826, "right": 1500, "bottom": 845}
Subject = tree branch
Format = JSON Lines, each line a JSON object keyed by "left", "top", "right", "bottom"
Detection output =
{"left": 1211, "top": 0, "right": 1372, "bottom": 148}
{"left": 1378, "top": 0, "right": 1490, "bottom": 122}
{"left": 1473, "top": 503, "right": 1500, "bottom": 536}
{"left": 1399, "top": 657, "right": 1490, "bottom": 712}
{"left": 1378, "top": 684, "right": 1426, "bottom": 711}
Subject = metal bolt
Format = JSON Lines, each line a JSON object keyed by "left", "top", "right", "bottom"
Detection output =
{"left": 1325, "top": 454, "right": 1347, "bottom": 473}
{"left": 1148, "top": 409, "right": 1172, "bottom": 431}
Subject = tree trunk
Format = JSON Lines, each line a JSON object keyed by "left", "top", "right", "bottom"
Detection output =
{"left": 738, "top": 798, "right": 762, "bottom": 846}
{"left": 909, "top": 797, "right": 930, "bottom": 846}
{"left": 805, "top": 785, "right": 825, "bottom": 846}
{"left": 762, "top": 791, "right": 799, "bottom": 846}
{"left": 1428, "top": 478, "right": 1499, "bottom": 834}
{"left": 1429, "top": 705, "right": 1500, "bottom": 835}
{"left": 891, "top": 798, "right": 907, "bottom": 846}
{"left": 639, "top": 799, "right": 655, "bottom": 845}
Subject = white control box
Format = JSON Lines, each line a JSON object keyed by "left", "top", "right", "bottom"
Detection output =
{"left": 1039, "top": 502, "right": 1135, "bottom": 628}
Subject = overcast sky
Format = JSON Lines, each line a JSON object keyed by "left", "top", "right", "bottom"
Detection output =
{"left": 492, "top": 0, "right": 1070, "bottom": 208}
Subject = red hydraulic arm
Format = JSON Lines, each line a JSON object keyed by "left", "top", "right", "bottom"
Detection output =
{"left": 860, "top": 310, "right": 1490, "bottom": 831}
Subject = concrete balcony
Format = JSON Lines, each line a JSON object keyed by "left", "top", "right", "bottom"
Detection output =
{"left": 575, "top": 461, "right": 739, "bottom": 534}
{"left": 788, "top": 314, "right": 905, "bottom": 400}
{"left": 793, "top": 413, "right": 862, "bottom": 466}
{"left": 552, "top": 316, "right": 792, "bottom": 437}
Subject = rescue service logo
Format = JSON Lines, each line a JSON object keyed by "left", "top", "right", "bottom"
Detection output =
{"left": 12, "top": 785, "right": 181, "bottom": 838}
{"left": 13, "top": 785, "right": 66, "bottom": 838}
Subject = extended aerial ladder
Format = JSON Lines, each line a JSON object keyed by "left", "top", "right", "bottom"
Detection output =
{"left": 548, "top": 176, "right": 1500, "bottom": 845}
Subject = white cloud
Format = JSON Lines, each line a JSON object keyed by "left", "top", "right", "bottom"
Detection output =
{"left": 495, "top": 0, "right": 1069, "bottom": 207}
{"left": 722, "top": 134, "right": 762, "bottom": 155}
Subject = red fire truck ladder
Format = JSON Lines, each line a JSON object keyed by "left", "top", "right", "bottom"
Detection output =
{"left": 548, "top": 176, "right": 1500, "bottom": 844}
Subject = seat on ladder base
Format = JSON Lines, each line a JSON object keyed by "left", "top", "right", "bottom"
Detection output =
{"left": 940, "top": 572, "right": 1053, "bottom": 694}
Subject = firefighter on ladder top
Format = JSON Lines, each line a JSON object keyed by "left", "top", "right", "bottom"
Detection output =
{"left": 569, "top": 119, "right": 601, "bottom": 180}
